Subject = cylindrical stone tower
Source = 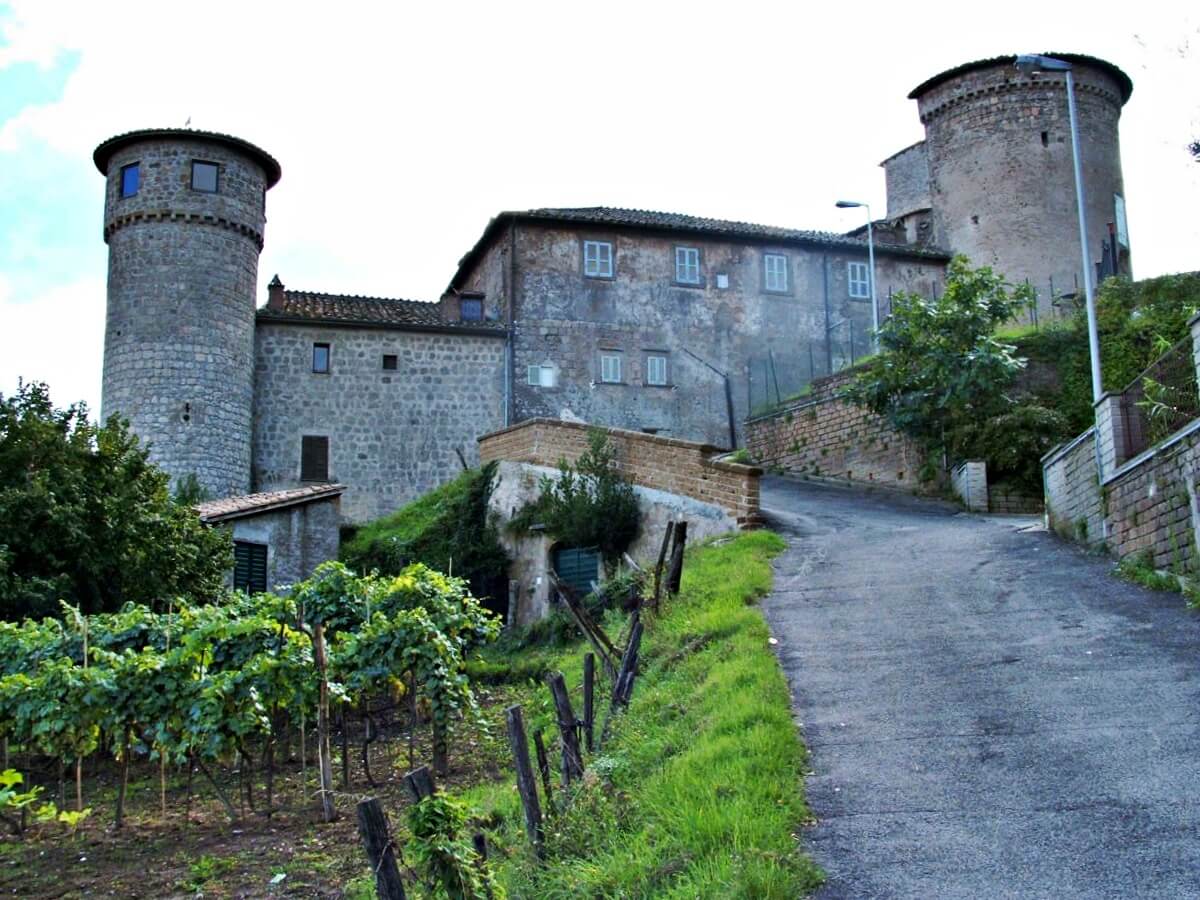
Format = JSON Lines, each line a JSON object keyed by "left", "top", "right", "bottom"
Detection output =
{"left": 911, "top": 54, "right": 1132, "bottom": 314}
{"left": 93, "top": 129, "right": 281, "bottom": 497}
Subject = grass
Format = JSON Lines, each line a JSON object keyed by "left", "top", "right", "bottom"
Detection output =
{"left": 457, "top": 530, "right": 823, "bottom": 897}
{"left": 340, "top": 467, "right": 475, "bottom": 562}
{"left": 1114, "top": 551, "right": 1181, "bottom": 593}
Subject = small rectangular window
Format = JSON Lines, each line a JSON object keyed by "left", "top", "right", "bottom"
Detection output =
{"left": 382, "top": 354, "right": 398, "bottom": 370}
{"left": 675, "top": 247, "right": 700, "bottom": 285}
{"left": 646, "top": 355, "right": 668, "bottom": 386}
{"left": 600, "top": 353, "right": 622, "bottom": 384}
{"left": 191, "top": 160, "right": 219, "bottom": 193}
{"left": 120, "top": 163, "right": 139, "bottom": 198}
{"left": 848, "top": 261, "right": 871, "bottom": 299}
{"left": 312, "top": 342, "right": 331, "bottom": 374}
{"left": 527, "top": 364, "right": 555, "bottom": 387}
{"left": 583, "top": 240, "right": 614, "bottom": 278}
{"left": 233, "top": 541, "right": 268, "bottom": 594}
{"left": 764, "top": 254, "right": 789, "bottom": 293}
{"left": 460, "top": 297, "right": 483, "bottom": 322}
{"left": 300, "top": 435, "right": 329, "bottom": 482}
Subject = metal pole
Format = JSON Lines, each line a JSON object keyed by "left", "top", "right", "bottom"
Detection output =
{"left": 1066, "top": 68, "right": 1102, "bottom": 404}
{"left": 866, "top": 207, "right": 878, "bottom": 352}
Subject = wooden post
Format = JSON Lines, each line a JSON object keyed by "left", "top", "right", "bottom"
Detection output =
{"left": 666, "top": 521, "right": 689, "bottom": 595}
{"left": 583, "top": 653, "right": 596, "bottom": 753}
{"left": 403, "top": 765, "right": 436, "bottom": 803}
{"left": 356, "top": 797, "right": 408, "bottom": 900}
{"left": 532, "top": 729, "right": 554, "bottom": 813}
{"left": 653, "top": 522, "right": 675, "bottom": 611}
{"left": 546, "top": 672, "right": 584, "bottom": 785}
{"left": 504, "top": 705, "right": 544, "bottom": 858}
{"left": 599, "top": 621, "right": 644, "bottom": 749}
{"left": 313, "top": 623, "right": 337, "bottom": 822}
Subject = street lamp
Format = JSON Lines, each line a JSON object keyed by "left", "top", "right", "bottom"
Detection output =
{"left": 1015, "top": 53, "right": 1103, "bottom": 405}
{"left": 835, "top": 199, "right": 878, "bottom": 351}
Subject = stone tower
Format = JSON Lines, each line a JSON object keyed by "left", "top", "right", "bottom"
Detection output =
{"left": 887, "top": 54, "right": 1132, "bottom": 315}
{"left": 93, "top": 129, "right": 281, "bottom": 497}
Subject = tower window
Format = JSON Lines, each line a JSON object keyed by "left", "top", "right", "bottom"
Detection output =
{"left": 312, "top": 342, "right": 331, "bottom": 374}
{"left": 382, "top": 354, "right": 398, "bottom": 370}
{"left": 300, "top": 435, "right": 330, "bottom": 482}
{"left": 233, "top": 541, "right": 268, "bottom": 594}
{"left": 848, "top": 261, "right": 871, "bottom": 299}
{"left": 191, "top": 160, "right": 219, "bottom": 193}
{"left": 120, "top": 163, "right": 140, "bottom": 198}
{"left": 460, "top": 297, "right": 483, "bottom": 322}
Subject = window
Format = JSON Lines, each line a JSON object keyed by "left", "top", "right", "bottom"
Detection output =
{"left": 527, "top": 364, "right": 556, "bottom": 387}
{"left": 583, "top": 240, "right": 614, "bottom": 278}
{"left": 848, "top": 261, "right": 871, "bottom": 299}
{"left": 460, "top": 297, "right": 483, "bottom": 322}
{"left": 600, "top": 353, "right": 622, "bottom": 384}
{"left": 301, "top": 435, "right": 329, "bottom": 482}
{"left": 191, "top": 160, "right": 219, "bottom": 193}
{"left": 675, "top": 247, "right": 700, "bottom": 285}
{"left": 312, "top": 342, "right": 331, "bottom": 374}
{"left": 120, "top": 163, "right": 139, "bottom": 198}
{"left": 764, "top": 254, "right": 789, "bottom": 293}
{"left": 646, "top": 354, "right": 668, "bottom": 386}
{"left": 382, "top": 354, "right": 398, "bottom": 370}
{"left": 233, "top": 541, "right": 268, "bottom": 594}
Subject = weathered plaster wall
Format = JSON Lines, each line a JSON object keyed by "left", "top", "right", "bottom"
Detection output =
{"left": 218, "top": 496, "right": 342, "bottom": 591}
{"left": 479, "top": 417, "right": 762, "bottom": 526}
{"left": 917, "top": 60, "right": 1128, "bottom": 315}
{"left": 745, "top": 370, "right": 928, "bottom": 490}
{"left": 100, "top": 136, "right": 271, "bottom": 496}
{"left": 488, "top": 460, "right": 739, "bottom": 625}
{"left": 253, "top": 322, "right": 506, "bottom": 522}
{"left": 883, "top": 141, "right": 931, "bottom": 219}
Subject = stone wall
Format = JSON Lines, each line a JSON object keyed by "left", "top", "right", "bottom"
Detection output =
{"left": 951, "top": 461, "right": 988, "bottom": 512}
{"left": 217, "top": 495, "right": 342, "bottom": 592}
{"left": 99, "top": 135, "right": 273, "bottom": 497}
{"left": 882, "top": 141, "right": 931, "bottom": 219}
{"left": 913, "top": 58, "right": 1129, "bottom": 318}
{"left": 744, "top": 370, "right": 928, "bottom": 490}
{"left": 478, "top": 417, "right": 762, "bottom": 527}
{"left": 253, "top": 322, "right": 506, "bottom": 522}
{"left": 1043, "top": 429, "right": 1105, "bottom": 547}
{"left": 458, "top": 222, "right": 946, "bottom": 449}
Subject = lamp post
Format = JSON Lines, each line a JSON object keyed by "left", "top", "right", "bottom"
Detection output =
{"left": 835, "top": 200, "right": 878, "bottom": 351}
{"left": 1015, "top": 54, "right": 1103, "bottom": 405}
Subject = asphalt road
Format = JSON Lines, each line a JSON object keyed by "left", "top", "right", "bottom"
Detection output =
{"left": 760, "top": 475, "right": 1200, "bottom": 899}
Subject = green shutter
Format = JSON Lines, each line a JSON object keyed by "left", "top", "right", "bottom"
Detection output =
{"left": 552, "top": 546, "right": 601, "bottom": 597}
{"left": 234, "top": 541, "right": 268, "bottom": 594}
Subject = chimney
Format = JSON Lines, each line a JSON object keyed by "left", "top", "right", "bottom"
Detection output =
{"left": 267, "top": 274, "right": 285, "bottom": 310}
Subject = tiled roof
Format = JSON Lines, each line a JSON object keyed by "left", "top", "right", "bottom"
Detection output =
{"left": 256, "top": 290, "right": 506, "bottom": 333}
{"left": 195, "top": 484, "right": 345, "bottom": 524}
{"left": 449, "top": 205, "right": 950, "bottom": 290}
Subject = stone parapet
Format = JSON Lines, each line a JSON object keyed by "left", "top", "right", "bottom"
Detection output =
{"left": 478, "top": 418, "right": 762, "bottom": 527}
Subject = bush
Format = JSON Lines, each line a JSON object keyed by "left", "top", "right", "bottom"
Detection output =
{"left": 960, "top": 402, "right": 1070, "bottom": 493}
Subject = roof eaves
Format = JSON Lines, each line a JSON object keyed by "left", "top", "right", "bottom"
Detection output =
{"left": 255, "top": 309, "right": 508, "bottom": 337}
{"left": 196, "top": 484, "right": 346, "bottom": 524}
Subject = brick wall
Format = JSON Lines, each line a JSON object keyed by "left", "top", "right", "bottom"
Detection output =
{"left": 1043, "top": 430, "right": 1105, "bottom": 546}
{"left": 478, "top": 418, "right": 762, "bottom": 526}
{"left": 744, "top": 370, "right": 928, "bottom": 491}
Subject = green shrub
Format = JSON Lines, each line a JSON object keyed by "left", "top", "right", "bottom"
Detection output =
{"left": 960, "top": 402, "right": 1070, "bottom": 493}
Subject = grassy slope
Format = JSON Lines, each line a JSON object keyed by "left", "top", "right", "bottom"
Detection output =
{"left": 461, "top": 530, "right": 822, "bottom": 898}
{"left": 340, "top": 469, "right": 472, "bottom": 562}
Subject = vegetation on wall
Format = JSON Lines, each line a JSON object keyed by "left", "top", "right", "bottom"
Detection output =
{"left": 340, "top": 463, "right": 509, "bottom": 596}
{"left": 0, "top": 382, "right": 232, "bottom": 621}
{"left": 509, "top": 428, "right": 640, "bottom": 564}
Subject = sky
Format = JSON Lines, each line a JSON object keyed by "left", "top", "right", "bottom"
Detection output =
{"left": 0, "top": 0, "right": 1197, "bottom": 415}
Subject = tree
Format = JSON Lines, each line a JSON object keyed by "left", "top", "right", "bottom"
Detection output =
{"left": 0, "top": 382, "right": 231, "bottom": 620}
{"left": 843, "top": 257, "right": 1035, "bottom": 475}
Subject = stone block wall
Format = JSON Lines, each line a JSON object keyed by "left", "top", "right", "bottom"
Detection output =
{"left": 219, "top": 495, "right": 342, "bottom": 592}
{"left": 478, "top": 418, "right": 762, "bottom": 527}
{"left": 1043, "top": 430, "right": 1105, "bottom": 546}
{"left": 988, "top": 485, "right": 1044, "bottom": 515}
{"left": 744, "top": 370, "right": 927, "bottom": 490}
{"left": 253, "top": 322, "right": 507, "bottom": 522}
{"left": 951, "top": 461, "right": 988, "bottom": 512}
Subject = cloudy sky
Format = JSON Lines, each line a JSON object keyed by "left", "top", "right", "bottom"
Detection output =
{"left": 1, "top": 0, "right": 1197, "bottom": 414}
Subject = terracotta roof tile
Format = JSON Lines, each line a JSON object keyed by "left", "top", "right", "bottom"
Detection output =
{"left": 257, "top": 290, "right": 506, "bottom": 332}
{"left": 195, "top": 484, "right": 345, "bottom": 523}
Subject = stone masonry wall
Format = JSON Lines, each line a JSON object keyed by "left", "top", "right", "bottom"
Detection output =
{"left": 485, "top": 223, "right": 946, "bottom": 448}
{"left": 478, "top": 418, "right": 762, "bottom": 526}
{"left": 221, "top": 496, "right": 342, "bottom": 591}
{"left": 1043, "top": 430, "right": 1105, "bottom": 547}
{"left": 253, "top": 322, "right": 506, "bottom": 523}
{"left": 745, "top": 370, "right": 928, "bottom": 490}
{"left": 100, "top": 136, "right": 272, "bottom": 497}
{"left": 951, "top": 461, "right": 988, "bottom": 512}
{"left": 883, "top": 141, "right": 931, "bottom": 219}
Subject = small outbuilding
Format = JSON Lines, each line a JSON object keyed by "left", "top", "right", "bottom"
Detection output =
{"left": 196, "top": 484, "right": 345, "bottom": 593}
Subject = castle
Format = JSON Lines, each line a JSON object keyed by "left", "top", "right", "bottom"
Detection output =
{"left": 92, "top": 53, "right": 1133, "bottom": 537}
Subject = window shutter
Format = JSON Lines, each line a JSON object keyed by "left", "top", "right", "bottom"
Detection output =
{"left": 301, "top": 435, "right": 329, "bottom": 481}
{"left": 234, "top": 542, "right": 268, "bottom": 594}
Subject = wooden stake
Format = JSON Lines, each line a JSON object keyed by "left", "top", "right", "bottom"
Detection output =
{"left": 356, "top": 797, "right": 408, "bottom": 900}
{"left": 546, "top": 672, "right": 584, "bottom": 786}
{"left": 666, "top": 521, "right": 689, "bottom": 595}
{"left": 653, "top": 521, "right": 676, "bottom": 611}
{"left": 532, "top": 729, "right": 554, "bottom": 813}
{"left": 583, "top": 653, "right": 596, "bottom": 753}
{"left": 504, "top": 705, "right": 544, "bottom": 858}
{"left": 403, "top": 765, "right": 436, "bottom": 803}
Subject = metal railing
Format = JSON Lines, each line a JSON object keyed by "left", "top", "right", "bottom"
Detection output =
{"left": 1117, "top": 335, "right": 1200, "bottom": 460}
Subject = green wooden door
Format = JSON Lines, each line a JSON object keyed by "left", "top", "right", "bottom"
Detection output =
{"left": 553, "top": 546, "right": 601, "bottom": 597}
